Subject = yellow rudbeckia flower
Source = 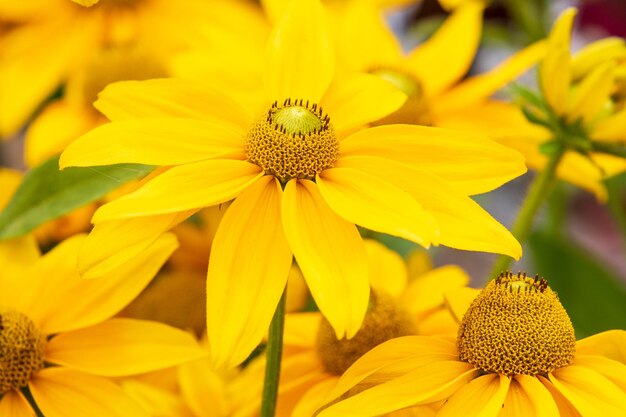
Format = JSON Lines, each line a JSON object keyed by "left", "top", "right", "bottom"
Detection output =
{"left": 317, "top": 272, "right": 626, "bottom": 417}
{"left": 235, "top": 240, "right": 470, "bottom": 417}
{"left": 0, "top": 232, "right": 208, "bottom": 417}
{"left": 0, "top": 0, "right": 258, "bottom": 138}
{"left": 438, "top": 8, "right": 626, "bottom": 200}
{"left": 61, "top": 0, "right": 524, "bottom": 369}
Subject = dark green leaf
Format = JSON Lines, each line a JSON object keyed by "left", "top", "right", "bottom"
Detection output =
{"left": 0, "top": 156, "right": 153, "bottom": 239}
{"left": 528, "top": 230, "right": 626, "bottom": 338}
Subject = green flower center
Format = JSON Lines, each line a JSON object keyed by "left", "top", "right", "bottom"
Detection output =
{"left": 0, "top": 309, "right": 47, "bottom": 393}
{"left": 246, "top": 99, "right": 339, "bottom": 183}
{"left": 457, "top": 272, "right": 576, "bottom": 376}
{"left": 368, "top": 66, "right": 432, "bottom": 126}
{"left": 316, "top": 291, "right": 416, "bottom": 375}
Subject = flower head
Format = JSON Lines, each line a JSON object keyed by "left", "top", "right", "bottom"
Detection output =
{"left": 0, "top": 231, "right": 206, "bottom": 417}
{"left": 61, "top": 0, "right": 524, "bottom": 369}
{"left": 317, "top": 272, "right": 626, "bottom": 416}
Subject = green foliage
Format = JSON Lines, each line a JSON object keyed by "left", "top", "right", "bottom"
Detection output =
{"left": 0, "top": 156, "right": 153, "bottom": 239}
{"left": 528, "top": 230, "right": 626, "bottom": 338}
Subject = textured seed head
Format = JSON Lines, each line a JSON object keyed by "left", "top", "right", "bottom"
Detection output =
{"left": 316, "top": 291, "right": 416, "bottom": 375}
{"left": 0, "top": 309, "right": 46, "bottom": 393}
{"left": 246, "top": 99, "right": 339, "bottom": 183}
{"left": 457, "top": 272, "right": 576, "bottom": 376}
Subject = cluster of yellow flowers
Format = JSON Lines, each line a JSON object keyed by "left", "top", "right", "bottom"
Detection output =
{"left": 1, "top": 0, "right": 625, "bottom": 416}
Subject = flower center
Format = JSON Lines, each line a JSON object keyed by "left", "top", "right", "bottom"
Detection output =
{"left": 457, "top": 272, "right": 576, "bottom": 376}
{"left": 369, "top": 66, "right": 432, "bottom": 126}
{"left": 316, "top": 291, "right": 416, "bottom": 375}
{"left": 0, "top": 309, "right": 47, "bottom": 393}
{"left": 246, "top": 99, "right": 339, "bottom": 183}
{"left": 67, "top": 43, "right": 168, "bottom": 107}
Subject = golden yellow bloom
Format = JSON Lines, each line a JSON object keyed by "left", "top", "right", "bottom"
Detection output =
{"left": 230, "top": 240, "right": 470, "bottom": 417}
{"left": 0, "top": 231, "right": 207, "bottom": 417}
{"left": 317, "top": 272, "right": 626, "bottom": 417}
{"left": 61, "top": 0, "right": 524, "bottom": 369}
{"left": 437, "top": 8, "right": 626, "bottom": 200}
{"left": 0, "top": 0, "right": 258, "bottom": 138}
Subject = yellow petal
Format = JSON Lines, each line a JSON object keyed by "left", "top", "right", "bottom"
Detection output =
{"left": 339, "top": 125, "right": 526, "bottom": 195}
{"left": 293, "top": 378, "right": 338, "bottom": 417}
{"left": 0, "top": 168, "right": 22, "bottom": 209}
{"left": 568, "top": 62, "right": 615, "bottom": 124}
{"left": 30, "top": 368, "right": 148, "bottom": 417}
{"left": 282, "top": 179, "right": 369, "bottom": 339}
{"left": 364, "top": 239, "right": 408, "bottom": 298}
{"left": 92, "top": 160, "right": 263, "bottom": 222}
{"left": 320, "top": 360, "right": 477, "bottom": 417}
{"left": 437, "top": 373, "right": 510, "bottom": 417}
{"left": 317, "top": 167, "right": 438, "bottom": 247}
{"left": 336, "top": 156, "right": 522, "bottom": 258}
{"left": 573, "top": 355, "right": 626, "bottom": 391}
{"left": 322, "top": 73, "right": 407, "bottom": 132}
{"left": 571, "top": 37, "right": 626, "bottom": 80}
{"left": 537, "top": 375, "right": 582, "bottom": 417}
{"left": 207, "top": 176, "right": 293, "bottom": 368}
{"left": 550, "top": 365, "right": 626, "bottom": 415}
{"left": 326, "top": 336, "right": 459, "bottom": 401}
{"left": 0, "top": 20, "right": 97, "bottom": 137}
{"left": 121, "top": 380, "right": 191, "bottom": 417}
{"left": 547, "top": 8, "right": 577, "bottom": 51}
{"left": 71, "top": 0, "right": 99, "bottom": 6}
{"left": 24, "top": 100, "right": 98, "bottom": 167}
{"left": 30, "top": 233, "right": 177, "bottom": 334}
{"left": 95, "top": 78, "right": 252, "bottom": 127}
{"left": 178, "top": 357, "right": 228, "bottom": 417}
{"left": 592, "top": 107, "right": 626, "bottom": 141}
{"left": 443, "top": 287, "right": 481, "bottom": 323}
{"left": 540, "top": 48, "right": 571, "bottom": 116}
{"left": 45, "top": 318, "right": 204, "bottom": 376}
{"left": 576, "top": 330, "right": 626, "bottom": 363}
{"left": 264, "top": 0, "right": 333, "bottom": 103}
{"left": 401, "top": 265, "right": 469, "bottom": 317}
{"left": 500, "top": 375, "right": 559, "bottom": 417}
{"left": 78, "top": 211, "right": 194, "bottom": 279}
{"left": 0, "top": 391, "right": 32, "bottom": 417}
{"left": 407, "top": 0, "right": 484, "bottom": 97}
{"left": 283, "top": 312, "right": 322, "bottom": 348}
{"left": 60, "top": 118, "right": 246, "bottom": 168}
{"left": 432, "top": 41, "right": 547, "bottom": 114}
{"left": 333, "top": 1, "right": 402, "bottom": 73}
{"left": 540, "top": 8, "right": 577, "bottom": 115}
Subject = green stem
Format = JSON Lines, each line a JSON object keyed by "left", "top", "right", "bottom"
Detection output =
{"left": 490, "top": 145, "right": 566, "bottom": 277}
{"left": 503, "top": 0, "right": 546, "bottom": 42}
{"left": 605, "top": 176, "right": 626, "bottom": 255}
{"left": 260, "top": 288, "right": 287, "bottom": 417}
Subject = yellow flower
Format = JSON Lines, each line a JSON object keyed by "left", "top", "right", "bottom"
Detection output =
{"left": 61, "top": 0, "right": 524, "bottom": 368}
{"left": 437, "top": 8, "right": 626, "bottom": 200}
{"left": 317, "top": 272, "right": 626, "bottom": 417}
{"left": 333, "top": 0, "right": 545, "bottom": 131}
{"left": 0, "top": 232, "right": 207, "bottom": 417}
{"left": 235, "top": 240, "right": 470, "bottom": 417}
{"left": 0, "top": 0, "right": 254, "bottom": 138}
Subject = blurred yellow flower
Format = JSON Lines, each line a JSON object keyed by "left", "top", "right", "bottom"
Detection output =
{"left": 0, "top": 0, "right": 260, "bottom": 139}
{"left": 317, "top": 273, "right": 626, "bottom": 417}
{"left": 0, "top": 232, "right": 207, "bottom": 417}
{"left": 235, "top": 240, "right": 470, "bottom": 417}
{"left": 438, "top": 8, "right": 626, "bottom": 200}
{"left": 61, "top": 0, "right": 523, "bottom": 369}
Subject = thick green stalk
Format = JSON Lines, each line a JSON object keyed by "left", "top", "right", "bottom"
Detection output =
{"left": 260, "top": 288, "right": 287, "bottom": 417}
{"left": 490, "top": 145, "right": 566, "bottom": 277}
